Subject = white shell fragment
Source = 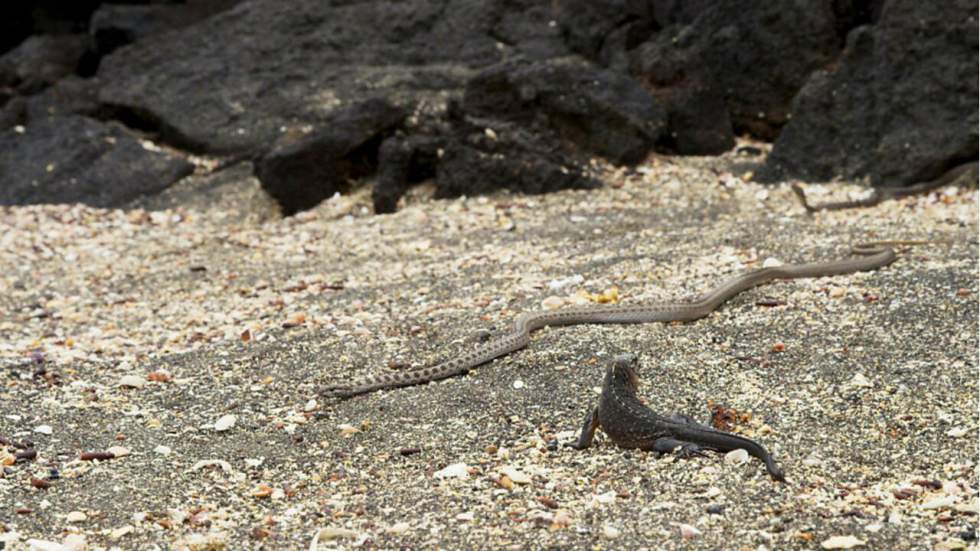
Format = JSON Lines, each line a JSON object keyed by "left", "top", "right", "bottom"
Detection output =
{"left": 677, "top": 523, "right": 702, "bottom": 539}
{"left": 500, "top": 466, "right": 532, "bottom": 484}
{"left": 602, "top": 525, "right": 621, "bottom": 539}
{"left": 434, "top": 463, "right": 470, "bottom": 479}
{"left": 213, "top": 414, "right": 237, "bottom": 432}
{"left": 118, "top": 375, "right": 146, "bottom": 388}
{"left": 107, "top": 446, "right": 130, "bottom": 458}
{"left": 848, "top": 373, "right": 873, "bottom": 388}
{"left": 724, "top": 448, "right": 749, "bottom": 465}
{"left": 820, "top": 535, "right": 866, "bottom": 549}
{"left": 920, "top": 496, "right": 956, "bottom": 510}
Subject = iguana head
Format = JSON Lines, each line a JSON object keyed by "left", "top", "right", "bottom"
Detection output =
{"left": 608, "top": 353, "right": 641, "bottom": 392}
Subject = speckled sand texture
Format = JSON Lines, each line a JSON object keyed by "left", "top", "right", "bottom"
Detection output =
{"left": 1, "top": 150, "right": 977, "bottom": 550}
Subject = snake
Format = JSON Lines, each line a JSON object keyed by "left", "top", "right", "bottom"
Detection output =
{"left": 791, "top": 162, "right": 977, "bottom": 212}
{"left": 321, "top": 241, "right": 932, "bottom": 398}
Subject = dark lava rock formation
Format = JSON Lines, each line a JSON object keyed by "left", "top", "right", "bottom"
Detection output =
{"left": 0, "top": 0, "right": 975, "bottom": 212}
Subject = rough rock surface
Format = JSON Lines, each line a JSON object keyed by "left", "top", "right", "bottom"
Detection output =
{"left": 765, "top": 0, "right": 979, "bottom": 186}
{"left": 462, "top": 58, "right": 667, "bottom": 164}
{"left": 0, "top": 115, "right": 194, "bottom": 207}
{"left": 253, "top": 98, "right": 405, "bottom": 216}
{"left": 0, "top": 75, "right": 102, "bottom": 128}
{"left": 435, "top": 115, "right": 601, "bottom": 200}
{"left": 96, "top": 0, "right": 553, "bottom": 155}
{"left": 372, "top": 134, "right": 443, "bottom": 214}
{"left": 89, "top": 1, "right": 244, "bottom": 58}
{"left": 628, "top": 38, "right": 734, "bottom": 155}
{"left": 0, "top": 34, "right": 90, "bottom": 93}
{"left": 0, "top": 0, "right": 974, "bottom": 213}
{"left": 559, "top": 0, "right": 840, "bottom": 139}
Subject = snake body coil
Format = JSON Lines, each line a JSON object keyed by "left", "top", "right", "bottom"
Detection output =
{"left": 322, "top": 242, "right": 918, "bottom": 398}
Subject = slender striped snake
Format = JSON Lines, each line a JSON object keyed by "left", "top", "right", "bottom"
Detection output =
{"left": 322, "top": 241, "right": 936, "bottom": 398}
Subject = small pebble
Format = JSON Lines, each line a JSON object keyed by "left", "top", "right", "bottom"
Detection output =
{"left": 25, "top": 540, "right": 64, "bottom": 551}
{"left": 678, "top": 523, "right": 701, "bottom": 540}
{"left": 495, "top": 475, "right": 514, "bottom": 490}
{"left": 118, "top": 375, "right": 146, "bottom": 388}
{"left": 314, "top": 527, "right": 357, "bottom": 540}
{"left": 537, "top": 496, "right": 559, "bottom": 509}
{"left": 548, "top": 275, "right": 584, "bottom": 291}
{"left": 154, "top": 445, "right": 172, "bottom": 455}
{"left": 386, "top": 522, "right": 411, "bottom": 534}
{"left": 706, "top": 504, "right": 725, "bottom": 515}
{"left": 500, "top": 466, "right": 531, "bottom": 484}
{"left": 109, "top": 525, "right": 134, "bottom": 540}
{"left": 590, "top": 491, "right": 617, "bottom": 507}
{"left": 30, "top": 477, "right": 51, "bottom": 489}
{"left": 541, "top": 296, "right": 565, "bottom": 310}
{"left": 107, "top": 446, "right": 130, "bottom": 458}
{"left": 552, "top": 510, "right": 571, "bottom": 528}
{"left": 849, "top": 373, "right": 873, "bottom": 388}
{"left": 724, "top": 448, "right": 749, "bottom": 465}
{"left": 337, "top": 424, "right": 360, "bottom": 436}
{"left": 953, "top": 500, "right": 979, "bottom": 514}
{"left": 66, "top": 511, "right": 87, "bottom": 523}
{"left": 34, "top": 425, "right": 53, "bottom": 435}
{"left": 920, "top": 496, "right": 956, "bottom": 510}
{"left": 214, "top": 414, "right": 237, "bottom": 432}
{"left": 253, "top": 484, "right": 273, "bottom": 498}
{"left": 602, "top": 524, "right": 621, "bottom": 539}
{"left": 434, "top": 463, "right": 470, "bottom": 479}
{"left": 62, "top": 534, "right": 86, "bottom": 551}
{"left": 820, "top": 535, "right": 865, "bottom": 549}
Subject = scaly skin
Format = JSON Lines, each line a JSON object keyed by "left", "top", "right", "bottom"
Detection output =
{"left": 568, "top": 354, "right": 786, "bottom": 482}
{"left": 322, "top": 242, "right": 927, "bottom": 398}
{"left": 792, "top": 161, "right": 978, "bottom": 212}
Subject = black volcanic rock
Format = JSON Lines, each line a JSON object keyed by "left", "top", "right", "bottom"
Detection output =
{"left": 254, "top": 99, "right": 405, "bottom": 216}
{"left": 0, "top": 34, "right": 90, "bottom": 93}
{"left": 435, "top": 115, "right": 601, "bottom": 200}
{"left": 90, "top": 1, "right": 244, "bottom": 58}
{"left": 462, "top": 58, "right": 667, "bottom": 164}
{"left": 628, "top": 38, "right": 733, "bottom": 155}
{"left": 372, "top": 134, "right": 443, "bottom": 214}
{"left": 558, "top": 1, "right": 840, "bottom": 139}
{"left": 765, "top": 0, "right": 978, "bottom": 186}
{"left": 0, "top": 115, "right": 194, "bottom": 207}
{"left": 97, "top": 0, "right": 563, "bottom": 156}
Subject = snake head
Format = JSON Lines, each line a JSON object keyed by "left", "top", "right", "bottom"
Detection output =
{"left": 608, "top": 354, "right": 641, "bottom": 391}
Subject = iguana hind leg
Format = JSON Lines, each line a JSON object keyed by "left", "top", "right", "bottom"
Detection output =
{"left": 653, "top": 437, "right": 707, "bottom": 458}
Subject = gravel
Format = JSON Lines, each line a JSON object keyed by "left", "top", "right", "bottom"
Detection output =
{"left": 1, "top": 147, "right": 976, "bottom": 549}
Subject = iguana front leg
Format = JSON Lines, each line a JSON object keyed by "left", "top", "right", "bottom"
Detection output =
{"left": 566, "top": 407, "right": 599, "bottom": 450}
